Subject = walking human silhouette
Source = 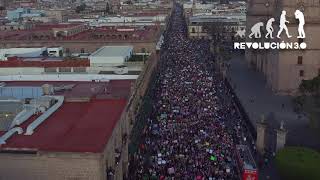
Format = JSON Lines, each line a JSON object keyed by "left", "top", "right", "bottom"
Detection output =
{"left": 295, "top": 9, "right": 305, "bottom": 38}
{"left": 265, "top": 18, "right": 275, "bottom": 39}
{"left": 249, "top": 22, "right": 264, "bottom": 38}
{"left": 277, "top": 11, "right": 292, "bottom": 38}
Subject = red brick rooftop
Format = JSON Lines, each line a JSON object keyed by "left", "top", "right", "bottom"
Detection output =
{"left": 0, "top": 80, "right": 135, "bottom": 153}
{"left": 0, "top": 99, "right": 127, "bottom": 153}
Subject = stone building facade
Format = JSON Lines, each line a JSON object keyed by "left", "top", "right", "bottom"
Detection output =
{"left": 246, "top": 0, "right": 320, "bottom": 94}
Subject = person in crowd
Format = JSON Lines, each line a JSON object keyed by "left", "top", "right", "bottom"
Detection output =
{"left": 131, "top": 5, "right": 255, "bottom": 180}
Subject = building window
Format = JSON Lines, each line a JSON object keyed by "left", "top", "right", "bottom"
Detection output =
{"left": 192, "top": 27, "right": 195, "bottom": 33}
{"left": 59, "top": 67, "right": 72, "bottom": 73}
{"left": 297, "top": 56, "right": 303, "bottom": 65}
{"left": 299, "top": 70, "right": 304, "bottom": 77}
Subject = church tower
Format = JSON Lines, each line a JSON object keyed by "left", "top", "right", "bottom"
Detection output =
{"left": 246, "top": 0, "right": 320, "bottom": 94}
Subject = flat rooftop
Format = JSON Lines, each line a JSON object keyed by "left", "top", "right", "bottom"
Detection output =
{"left": 0, "top": 26, "right": 160, "bottom": 42}
{"left": 91, "top": 46, "right": 133, "bottom": 57}
{"left": 3, "top": 80, "right": 134, "bottom": 100}
{"left": 0, "top": 57, "right": 90, "bottom": 67}
{"left": 0, "top": 80, "right": 134, "bottom": 153}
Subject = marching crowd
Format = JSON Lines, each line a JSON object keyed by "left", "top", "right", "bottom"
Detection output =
{"left": 130, "top": 4, "right": 254, "bottom": 180}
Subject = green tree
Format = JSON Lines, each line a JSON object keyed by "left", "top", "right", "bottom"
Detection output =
{"left": 299, "top": 76, "right": 320, "bottom": 97}
{"left": 297, "top": 76, "right": 320, "bottom": 129}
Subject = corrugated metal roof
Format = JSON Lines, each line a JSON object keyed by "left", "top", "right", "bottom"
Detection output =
{"left": 0, "top": 87, "right": 43, "bottom": 99}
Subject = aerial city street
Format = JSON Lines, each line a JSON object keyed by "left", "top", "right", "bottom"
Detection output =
{"left": 0, "top": 0, "right": 319, "bottom": 180}
{"left": 130, "top": 5, "right": 256, "bottom": 179}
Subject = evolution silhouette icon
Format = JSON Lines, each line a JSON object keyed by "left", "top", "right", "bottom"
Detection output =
{"left": 234, "top": 9, "right": 307, "bottom": 50}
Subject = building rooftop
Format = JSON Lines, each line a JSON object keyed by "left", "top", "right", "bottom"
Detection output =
{"left": 0, "top": 57, "right": 90, "bottom": 67}
{"left": 90, "top": 46, "right": 133, "bottom": 58}
{"left": 0, "top": 25, "right": 160, "bottom": 42}
{"left": 189, "top": 14, "right": 246, "bottom": 23}
{"left": 0, "top": 99, "right": 127, "bottom": 153}
{"left": 3, "top": 80, "right": 134, "bottom": 100}
{"left": 0, "top": 80, "right": 134, "bottom": 153}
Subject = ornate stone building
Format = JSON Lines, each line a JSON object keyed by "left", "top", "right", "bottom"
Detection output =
{"left": 246, "top": 0, "right": 320, "bottom": 94}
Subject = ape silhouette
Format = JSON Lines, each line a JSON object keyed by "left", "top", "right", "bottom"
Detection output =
{"left": 249, "top": 22, "right": 264, "bottom": 38}
{"left": 295, "top": 9, "right": 305, "bottom": 38}
{"left": 265, "top": 18, "right": 275, "bottom": 39}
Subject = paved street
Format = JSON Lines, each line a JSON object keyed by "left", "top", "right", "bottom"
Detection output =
{"left": 227, "top": 53, "right": 320, "bottom": 150}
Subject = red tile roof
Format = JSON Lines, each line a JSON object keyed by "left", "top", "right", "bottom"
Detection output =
{"left": 0, "top": 99, "right": 127, "bottom": 153}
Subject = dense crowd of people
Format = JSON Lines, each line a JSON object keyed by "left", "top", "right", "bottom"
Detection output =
{"left": 130, "top": 4, "right": 255, "bottom": 180}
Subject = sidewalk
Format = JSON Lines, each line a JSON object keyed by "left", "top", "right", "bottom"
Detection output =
{"left": 227, "top": 53, "right": 320, "bottom": 150}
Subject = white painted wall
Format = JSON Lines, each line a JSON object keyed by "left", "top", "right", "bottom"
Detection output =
{"left": 0, "top": 65, "right": 142, "bottom": 76}
{"left": 90, "top": 56, "right": 125, "bottom": 66}
{"left": 0, "top": 48, "right": 46, "bottom": 60}
{"left": 0, "top": 68, "right": 45, "bottom": 75}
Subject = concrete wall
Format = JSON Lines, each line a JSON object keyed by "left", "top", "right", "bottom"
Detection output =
{"left": 86, "top": 63, "right": 143, "bottom": 74}
{"left": 0, "top": 67, "right": 45, "bottom": 75}
{"left": 90, "top": 56, "right": 125, "bottom": 66}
